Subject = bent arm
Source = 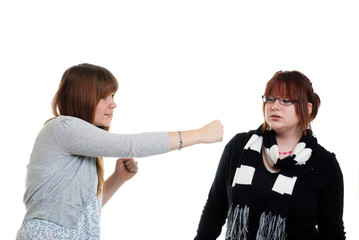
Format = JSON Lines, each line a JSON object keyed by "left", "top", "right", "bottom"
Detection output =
{"left": 102, "top": 158, "right": 138, "bottom": 206}
{"left": 102, "top": 171, "right": 125, "bottom": 206}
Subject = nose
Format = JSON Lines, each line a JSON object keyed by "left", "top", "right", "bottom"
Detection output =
{"left": 111, "top": 101, "right": 117, "bottom": 109}
{"left": 271, "top": 98, "right": 281, "bottom": 109}
{"left": 108, "top": 97, "right": 117, "bottom": 109}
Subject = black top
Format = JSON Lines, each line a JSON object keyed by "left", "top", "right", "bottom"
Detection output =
{"left": 195, "top": 132, "right": 345, "bottom": 240}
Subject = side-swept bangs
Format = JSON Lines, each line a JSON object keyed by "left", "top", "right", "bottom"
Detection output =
{"left": 94, "top": 65, "right": 119, "bottom": 102}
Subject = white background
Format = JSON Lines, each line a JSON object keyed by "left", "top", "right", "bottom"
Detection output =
{"left": 1, "top": 0, "right": 358, "bottom": 239}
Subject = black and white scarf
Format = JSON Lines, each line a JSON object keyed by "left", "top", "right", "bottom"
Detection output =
{"left": 226, "top": 125, "right": 317, "bottom": 240}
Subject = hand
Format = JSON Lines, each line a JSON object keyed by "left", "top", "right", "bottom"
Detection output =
{"left": 199, "top": 120, "right": 223, "bottom": 143}
{"left": 114, "top": 158, "right": 138, "bottom": 183}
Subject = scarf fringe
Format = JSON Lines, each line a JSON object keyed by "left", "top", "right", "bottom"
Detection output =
{"left": 226, "top": 206, "right": 287, "bottom": 240}
{"left": 226, "top": 205, "right": 249, "bottom": 240}
{"left": 256, "top": 212, "right": 287, "bottom": 240}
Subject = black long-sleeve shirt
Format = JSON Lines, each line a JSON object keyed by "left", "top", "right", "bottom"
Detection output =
{"left": 195, "top": 132, "right": 345, "bottom": 240}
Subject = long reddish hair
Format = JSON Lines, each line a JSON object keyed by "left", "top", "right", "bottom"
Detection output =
{"left": 262, "top": 70, "right": 320, "bottom": 136}
{"left": 51, "top": 63, "right": 118, "bottom": 197}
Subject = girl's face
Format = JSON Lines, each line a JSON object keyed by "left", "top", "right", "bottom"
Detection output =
{"left": 264, "top": 95, "right": 300, "bottom": 134}
{"left": 94, "top": 94, "right": 117, "bottom": 127}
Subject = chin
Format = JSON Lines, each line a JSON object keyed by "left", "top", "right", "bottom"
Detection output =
{"left": 268, "top": 123, "right": 285, "bottom": 132}
{"left": 95, "top": 122, "right": 112, "bottom": 128}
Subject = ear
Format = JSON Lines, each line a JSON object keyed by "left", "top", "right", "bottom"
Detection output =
{"left": 308, "top": 103, "right": 313, "bottom": 116}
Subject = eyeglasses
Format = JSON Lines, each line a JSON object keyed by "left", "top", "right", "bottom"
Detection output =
{"left": 262, "top": 95, "right": 299, "bottom": 106}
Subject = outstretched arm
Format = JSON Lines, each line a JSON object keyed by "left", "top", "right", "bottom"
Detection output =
{"left": 55, "top": 117, "right": 223, "bottom": 158}
{"left": 102, "top": 120, "right": 223, "bottom": 206}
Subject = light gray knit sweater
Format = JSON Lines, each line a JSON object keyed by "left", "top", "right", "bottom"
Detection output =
{"left": 22, "top": 115, "right": 169, "bottom": 229}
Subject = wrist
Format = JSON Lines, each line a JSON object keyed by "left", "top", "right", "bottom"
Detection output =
{"left": 111, "top": 171, "right": 126, "bottom": 185}
{"left": 187, "top": 129, "right": 203, "bottom": 145}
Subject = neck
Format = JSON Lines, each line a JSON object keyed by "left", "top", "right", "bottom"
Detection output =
{"left": 274, "top": 127, "right": 302, "bottom": 155}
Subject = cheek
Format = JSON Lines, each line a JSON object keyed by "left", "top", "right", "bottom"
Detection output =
{"left": 264, "top": 104, "right": 270, "bottom": 118}
{"left": 94, "top": 106, "right": 105, "bottom": 121}
{"left": 95, "top": 101, "right": 106, "bottom": 114}
{"left": 94, "top": 106, "right": 101, "bottom": 117}
{"left": 287, "top": 107, "right": 300, "bottom": 122}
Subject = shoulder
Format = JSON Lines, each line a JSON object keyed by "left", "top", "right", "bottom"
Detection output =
{"left": 225, "top": 129, "right": 256, "bottom": 150}
{"left": 49, "top": 115, "right": 88, "bottom": 125}
{"left": 47, "top": 115, "right": 92, "bottom": 131}
{"left": 218, "top": 129, "right": 258, "bottom": 184}
{"left": 222, "top": 129, "right": 257, "bottom": 161}
{"left": 312, "top": 143, "right": 343, "bottom": 177}
{"left": 312, "top": 143, "right": 337, "bottom": 165}
{"left": 46, "top": 115, "right": 97, "bottom": 140}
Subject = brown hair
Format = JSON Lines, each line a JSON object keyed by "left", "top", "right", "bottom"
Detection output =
{"left": 52, "top": 63, "right": 118, "bottom": 197}
{"left": 262, "top": 70, "right": 320, "bottom": 136}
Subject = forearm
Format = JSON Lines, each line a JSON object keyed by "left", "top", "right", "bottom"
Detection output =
{"left": 102, "top": 172, "right": 125, "bottom": 206}
{"left": 168, "top": 120, "right": 223, "bottom": 151}
{"left": 168, "top": 129, "right": 200, "bottom": 151}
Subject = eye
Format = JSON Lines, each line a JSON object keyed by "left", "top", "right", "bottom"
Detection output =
{"left": 266, "top": 96, "right": 276, "bottom": 103}
{"left": 280, "top": 98, "right": 292, "bottom": 104}
{"left": 102, "top": 94, "right": 115, "bottom": 101}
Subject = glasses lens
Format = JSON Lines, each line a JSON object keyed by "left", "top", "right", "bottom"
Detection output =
{"left": 266, "top": 96, "right": 275, "bottom": 103}
{"left": 279, "top": 98, "right": 293, "bottom": 105}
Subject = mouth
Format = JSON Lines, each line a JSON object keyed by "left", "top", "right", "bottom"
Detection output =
{"left": 271, "top": 114, "right": 282, "bottom": 120}
{"left": 104, "top": 113, "right": 113, "bottom": 119}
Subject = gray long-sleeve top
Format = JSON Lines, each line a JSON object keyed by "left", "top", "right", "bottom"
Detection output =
{"left": 23, "top": 115, "right": 170, "bottom": 229}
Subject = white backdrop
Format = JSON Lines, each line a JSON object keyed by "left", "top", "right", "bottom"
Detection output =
{"left": 1, "top": 0, "right": 358, "bottom": 239}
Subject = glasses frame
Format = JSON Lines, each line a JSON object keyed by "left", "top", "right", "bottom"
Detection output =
{"left": 262, "top": 95, "right": 299, "bottom": 106}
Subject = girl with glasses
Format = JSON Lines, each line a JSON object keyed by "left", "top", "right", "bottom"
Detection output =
{"left": 195, "top": 70, "right": 345, "bottom": 240}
